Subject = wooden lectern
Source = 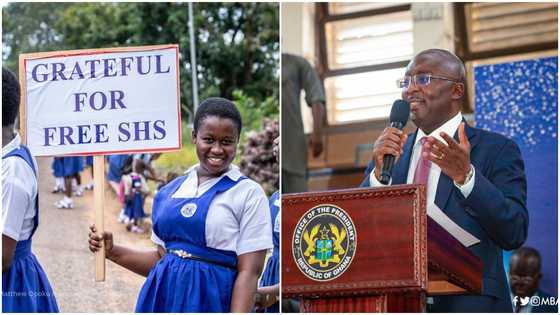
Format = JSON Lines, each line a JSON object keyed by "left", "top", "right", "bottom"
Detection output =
{"left": 282, "top": 185, "right": 483, "bottom": 312}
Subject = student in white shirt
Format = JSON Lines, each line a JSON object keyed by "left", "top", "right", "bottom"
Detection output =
{"left": 88, "top": 97, "right": 272, "bottom": 312}
{"left": 2, "top": 67, "right": 59, "bottom": 312}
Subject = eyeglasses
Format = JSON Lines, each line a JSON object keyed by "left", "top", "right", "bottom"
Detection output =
{"left": 396, "top": 73, "right": 460, "bottom": 89}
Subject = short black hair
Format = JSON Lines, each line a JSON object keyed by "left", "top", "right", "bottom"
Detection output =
{"left": 511, "top": 246, "right": 542, "bottom": 271}
{"left": 2, "top": 67, "right": 20, "bottom": 127}
{"left": 193, "top": 97, "right": 242, "bottom": 136}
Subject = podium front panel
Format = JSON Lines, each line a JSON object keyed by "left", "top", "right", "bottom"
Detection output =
{"left": 282, "top": 185, "right": 428, "bottom": 298}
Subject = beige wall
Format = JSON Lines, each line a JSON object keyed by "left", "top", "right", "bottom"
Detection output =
{"left": 281, "top": 3, "right": 316, "bottom": 59}
{"left": 281, "top": 2, "right": 317, "bottom": 134}
{"left": 411, "top": 3, "right": 455, "bottom": 53}
{"left": 281, "top": 3, "right": 304, "bottom": 55}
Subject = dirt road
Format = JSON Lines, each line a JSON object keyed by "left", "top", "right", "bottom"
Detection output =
{"left": 32, "top": 157, "right": 154, "bottom": 312}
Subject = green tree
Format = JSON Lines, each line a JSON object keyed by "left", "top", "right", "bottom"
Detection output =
{"left": 2, "top": 2, "right": 279, "bottom": 122}
{"left": 194, "top": 3, "right": 279, "bottom": 102}
{"left": 2, "top": 3, "right": 71, "bottom": 70}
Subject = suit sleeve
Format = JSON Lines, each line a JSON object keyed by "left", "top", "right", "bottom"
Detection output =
{"left": 360, "top": 161, "right": 375, "bottom": 187}
{"left": 460, "top": 139, "right": 528, "bottom": 250}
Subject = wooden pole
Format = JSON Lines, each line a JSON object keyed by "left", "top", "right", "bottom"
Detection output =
{"left": 94, "top": 155, "right": 106, "bottom": 281}
{"left": 18, "top": 54, "right": 27, "bottom": 144}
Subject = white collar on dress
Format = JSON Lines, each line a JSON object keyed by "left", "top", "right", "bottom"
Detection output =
{"left": 2, "top": 133, "right": 21, "bottom": 157}
{"left": 415, "top": 112, "right": 463, "bottom": 147}
{"left": 172, "top": 164, "right": 242, "bottom": 198}
{"left": 183, "top": 163, "right": 242, "bottom": 180}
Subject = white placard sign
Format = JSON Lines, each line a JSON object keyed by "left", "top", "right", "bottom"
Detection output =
{"left": 21, "top": 45, "right": 181, "bottom": 156}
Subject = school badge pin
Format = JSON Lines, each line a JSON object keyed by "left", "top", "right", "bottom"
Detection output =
{"left": 180, "top": 203, "right": 197, "bottom": 218}
{"left": 292, "top": 204, "right": 357, "bottom": 281}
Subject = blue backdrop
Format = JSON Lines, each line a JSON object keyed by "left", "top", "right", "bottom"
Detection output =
{"left": 474, "top": 55, "right": 558, "bottom": 296}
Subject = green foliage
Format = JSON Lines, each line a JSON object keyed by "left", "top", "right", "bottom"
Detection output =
{"left": 2, "top": 2, "right": 279, "bottom": 123}
{"left": 233, "top": 89, "right": 278, "bottom": 132}
{"left": 154, "top": 122, "right": 198, "bottom": 174}
{"left": 2, "top": 3, "right": 71, "bottom": 70}
{"left": 194, "top": 3, "right": 279, "bottom": 102}
{"left": 154, "top": 143, "right": 198, "bottom": 175}
{"left": 3, "top": 2, "right": 279, "bottom": 177}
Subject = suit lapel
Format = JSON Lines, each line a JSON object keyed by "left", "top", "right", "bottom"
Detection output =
{"left": 392, "top": 131, "right": 417, "bottom": 185}
{"left": 434, "top": 120, "right": 479, "bottom": 211}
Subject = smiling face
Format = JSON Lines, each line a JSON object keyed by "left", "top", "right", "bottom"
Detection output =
{"left": 402, "top": 52, "right": 464, "bottom": 134}
{"left": 192, "top": 115, "right": 239, "bottom": 177}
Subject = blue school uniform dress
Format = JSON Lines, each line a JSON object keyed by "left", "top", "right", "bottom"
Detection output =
{"left": 124, "top": 174, "right": 146, "bottom": 220}
{"left": 51, "top": 157, "right": 64, "bottom": 177}
{"left": 59, "top": 156, "right": 83, "bottom": 177}
{"left": 259, "top": 191, "right": 280, "bottom": 313}
{"left": 107, "top": 154, "right": 130, "bottom": 183}
{"left": 135, "top": 165, "right": 273, "bottom": 313}
{"left": 85, "top": 156, "right": 93, "bottom": 167}
{"left": 2, "top": 136, "right": 59, "bottom": 312}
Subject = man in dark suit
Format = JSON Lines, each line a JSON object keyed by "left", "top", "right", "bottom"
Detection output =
{"left": 361, "top": 49, "right": 528, "bottom": 312}
{"left": 510, "top": 247, "right": 558, "bottom": 313}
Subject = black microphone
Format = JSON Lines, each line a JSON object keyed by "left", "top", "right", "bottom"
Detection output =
{"left": 379, "top": 100, "right": 410, "bottom": 185}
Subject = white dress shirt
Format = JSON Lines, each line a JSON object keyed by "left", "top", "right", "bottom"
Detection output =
{"left": 369, "top": 112, "right": 475, "bottom": 206}
{"left": 152, "top": 164, "right": 273, "bottom": 255}
{"left": 2, "top": 134, "right": 38, "bottom": 241}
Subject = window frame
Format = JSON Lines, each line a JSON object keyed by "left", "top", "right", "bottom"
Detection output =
{"left": 315, "top": 3, "right": 412, "bottom": 124}
{"left": 454, "top": 3, "right": 558, "bottom": 62}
